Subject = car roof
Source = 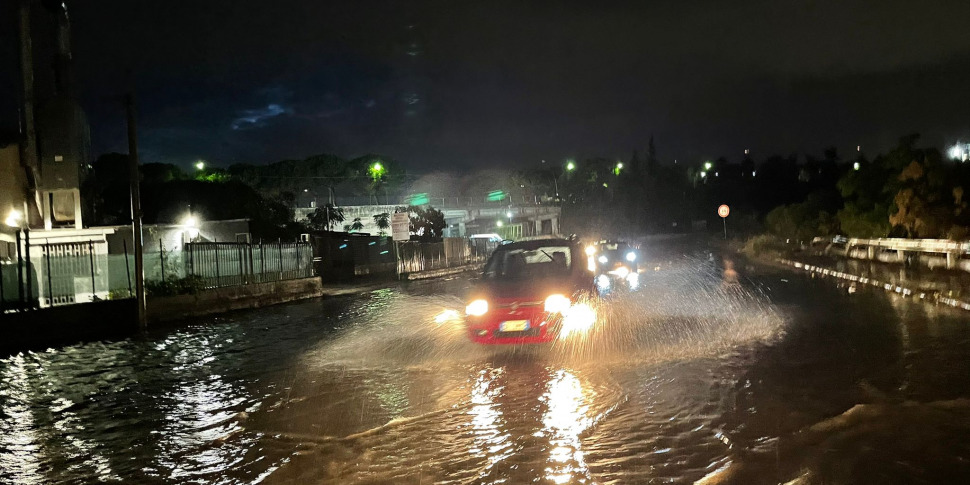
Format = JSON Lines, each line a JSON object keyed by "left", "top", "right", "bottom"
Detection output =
{"left": 493, "top": 238, "right": 577, "bottom": 252}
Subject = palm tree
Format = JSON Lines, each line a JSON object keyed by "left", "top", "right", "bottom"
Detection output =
{"left": 307, "top": 203, "right": 345, "bottom": 232}
{"left": 350, "top": 217, "right": 364, "bottom": 232}
{"left": 373, "top": 212, "right": 390, "bottom": 236}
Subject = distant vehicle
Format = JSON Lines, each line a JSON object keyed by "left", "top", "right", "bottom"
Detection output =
{"left": 464, "top": 239, "right": 597, "bottom": 344}
{"left": 586, "top": 240, "right": 640, "bottom": 292}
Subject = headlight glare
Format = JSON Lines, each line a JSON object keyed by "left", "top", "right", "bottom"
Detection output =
{"left": 626, "top": 251, "right": 636, "bottom": 262}
{"left": 465, "top": 299, "right": 488, "bottom": 316}
{"left": 544, "top": 294, "right": 571, "bottom": 313}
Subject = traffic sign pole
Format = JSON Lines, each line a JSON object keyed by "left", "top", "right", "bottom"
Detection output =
{"left": 717, "top": 204, "right": 730, "bottom": 240}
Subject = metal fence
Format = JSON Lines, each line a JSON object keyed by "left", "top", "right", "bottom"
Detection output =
{"left": 1, "top": 239, "right": 111, "bottom": 311}
{"left": 184, "top": 241, "right": 313, "bottom": 289}
{"left": 396, "top": 237, "right": 499, "bottom": 274}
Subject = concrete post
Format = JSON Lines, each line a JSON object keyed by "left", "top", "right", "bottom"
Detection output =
{"left": 947, "top": 251, "right": 958, "bottom": 270}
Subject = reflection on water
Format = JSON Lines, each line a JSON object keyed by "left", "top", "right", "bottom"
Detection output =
{"left": 541, "top": 370, "right": 593, "bottom": 484}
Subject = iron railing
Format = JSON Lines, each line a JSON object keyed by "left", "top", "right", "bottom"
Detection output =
{"left": 184, "top": 241, "right": 313, "bottom": 289}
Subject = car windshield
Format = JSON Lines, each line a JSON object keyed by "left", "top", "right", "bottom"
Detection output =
{"left": 483, "top": 246, "right": 572, "bottom": 280}
{"left": 600, "top": 243, "right": 630, "bottom": 258}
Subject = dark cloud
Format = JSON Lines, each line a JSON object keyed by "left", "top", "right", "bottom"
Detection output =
{"left": 2, "top": 0, "right": 969, "bottom": 171}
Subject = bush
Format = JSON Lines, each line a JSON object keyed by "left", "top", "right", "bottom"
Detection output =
{"left": 146, "top": 275, "right": 207, "bottom": 297}
{"left": 741, "top": 234, "right": 790, "bottom": 259}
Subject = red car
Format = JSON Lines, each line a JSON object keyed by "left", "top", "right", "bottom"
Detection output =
{"left": 464, "top": 239, "right": 598, "bottom": 345}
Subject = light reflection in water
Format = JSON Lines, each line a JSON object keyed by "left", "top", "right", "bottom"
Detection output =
{"left": 540, "top": 369, "right": 594, "bottom": 484}
{"left": 467, "top": 367, "right": 513, "bottom": 477}
{"left": 0, "top": 355, "right": 42, "bottom": 484}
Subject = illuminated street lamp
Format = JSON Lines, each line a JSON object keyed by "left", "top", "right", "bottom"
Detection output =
{"left": 4, "top": 209, "right": 23, "bottom": 228}
{"left": 195, "top": 160, "right": 205, "bottom": 171}
{"left": 369, "top": 161, "right": 386, "bottom": 180}
{"left": 496, "top": 220, "right": 503, "bottom": 227}
{"left": 613, "top": 162, "right": 623, "bottom": 175}
{"left": 704, "top": 161, "right": 713, "bottom": 171}
{"left": 853, "top": 162, "right": 860, "bottom": 171}
{"left": 565, "top": 160, "right": 576, "bottom": 171}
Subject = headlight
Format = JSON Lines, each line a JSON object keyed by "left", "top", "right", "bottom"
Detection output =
{"left": 585, "top": 246, "right": 596, "bottom": 256}
{"left": 626, "top": 252, "right": 636, "bottom": 262}
{"left": 562, "top": 303, "right": 595, "bottom": 334}
{"left": 544, "top": 294, "right": 571, "bottom": 313}
{"left": 598, "top": 255, "right": 608, "bottom": 264}
{"left": 596, "top": 274, "right": 611, "bottom": 289}
{"left": 465, "top": 299, "right": 488, "bottom": 316}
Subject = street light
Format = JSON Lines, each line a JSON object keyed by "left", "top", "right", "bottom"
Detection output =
{"left": 853, "top": 162, "right": 860, "bottom": 171}
{"left": 566, "top": 160, "right": 576, "bottom": 171}
{"left": 195, "top": 161, "right": 205, "bottom": 171}
{"left": 704, "top": 161, "right": 713, "bottom": 170}
{"left": 614, "top": 162, "right": 623, "bottom": 176}
{"left": 4, "top": 209, "right": 22, "bottom": 228}
{"left": 369, "top": 161, "right": 385, "bottom": 180}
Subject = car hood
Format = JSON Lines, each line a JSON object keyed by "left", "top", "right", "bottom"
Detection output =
{"left": 473, "top": 276, "right": 582, "bottom": 300}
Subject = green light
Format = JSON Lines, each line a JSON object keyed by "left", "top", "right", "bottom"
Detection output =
{"left": 853, "top": 162, "right": 860, "bottom": 171}
{"left": 408, "top": 192, "right": 429, "bottom": 205}
{"left": 195, "top": 161, "right": 205, "bottom": 170}
{"left": 487, "top": 190, "right": 506, "bottom": 202}
{"left": 369, "top": 161, "right": 385, "bottom": 180}
{"left": 566, "top": 160, "right": 576, "bottom": 171}
{"left": 704, "top": 161, "right": 712, "bottom": 170}
{"left": 613, "top": 162, "right": 623, "bottom": 175}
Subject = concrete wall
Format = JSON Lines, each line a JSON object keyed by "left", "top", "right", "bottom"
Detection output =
{"left": 0, "top": 299, "right": 138, "bottom": 354}
{"left": 0, "top": 142, "right": 28, "bottom": 246}
{"left": 146, "top": 276, "right": 324, "bottom": 324}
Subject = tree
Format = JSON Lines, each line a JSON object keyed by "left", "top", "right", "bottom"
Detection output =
{"left": 408, "top": 206, "right": 446, "bottom": 242}
{"left": 306, "top": 203, "right": 345, "bottom": 232}
{"left": 373, "top": 212, "right": 390, "bottom": 236}
{"left": 350, "top": 217, "right": 364, "bottom": 232}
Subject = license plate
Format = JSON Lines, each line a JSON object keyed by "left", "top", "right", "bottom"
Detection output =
{"left": 500, "top": 320, "right": 530, "bottom": 332}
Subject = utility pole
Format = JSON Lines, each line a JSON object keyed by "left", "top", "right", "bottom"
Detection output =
{"left": 126, "top": 93, "right": 147, "bottom": 330}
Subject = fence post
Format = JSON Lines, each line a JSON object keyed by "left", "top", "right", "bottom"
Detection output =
{"left": 44, "top": 244, "right": 53, "bottom": 307}
{"left": 124, "top": 239, "right": 132, "bottom": 296}
{"left": 214, "top": 243, "right": 221, "bottom": 287}
{"left": 260, "top": 240, "right": 265, "bottom": 283}
{"left": 88, "top": 240, "right": 96, "bottom": 300}
{"left": 278, "top": 238, "right": 283, "bottom": 280}
{"left": 237, "top": 245, "right": 244, "bottom": 285}
{"left": 248, "top": 243, "right": 255, "bottom": 284}
{"left": 159, "top": 238, "right": 165, "bottom": 281}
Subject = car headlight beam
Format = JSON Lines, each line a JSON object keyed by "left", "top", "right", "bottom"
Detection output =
{"left": 544, "top": 294, "right": 571, "bottom": 313}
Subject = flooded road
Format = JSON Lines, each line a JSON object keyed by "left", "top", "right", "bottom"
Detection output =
{"left": 3, "top": 252, "right": 970, "bottom": 484}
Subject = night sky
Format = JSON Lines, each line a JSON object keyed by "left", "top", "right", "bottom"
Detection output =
{"left": 2, "top": 0, "right": 970, "bottom": 171}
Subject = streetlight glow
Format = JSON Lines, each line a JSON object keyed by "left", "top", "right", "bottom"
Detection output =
{"left": 496, "top": 220, "right": 503, "bottom": 227}
{"left": 948, "top": 144, "right": 967, "bottom": 161}
{"left": 853, "top": 162, "right": 860, "bottom": 171}
{"left": 195, "top": 161, "right": 205, "bottom": 170}
{"left": 5, "top": 209, "right": 23, "bottom": 228}
{"left": 704, "top": 161, "right": 713, "bottom": 170}
{"left": 566, "top": 160, "right": 576, "bottom": 171}
{"left": 369, "top": 161, "right": 386, "bottom": 179}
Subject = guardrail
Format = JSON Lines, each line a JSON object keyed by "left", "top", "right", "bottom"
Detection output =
{"left": 813, "top": 236, "right": 970, "bottom": 254}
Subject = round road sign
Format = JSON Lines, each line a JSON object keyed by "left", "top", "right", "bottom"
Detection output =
{"left": 718, "top": 204, "right": 730, "bottom": 218}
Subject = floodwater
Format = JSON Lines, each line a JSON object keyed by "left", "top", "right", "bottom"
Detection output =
{"left": 2, "top": 250, "right": 970, "bottom": 484}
